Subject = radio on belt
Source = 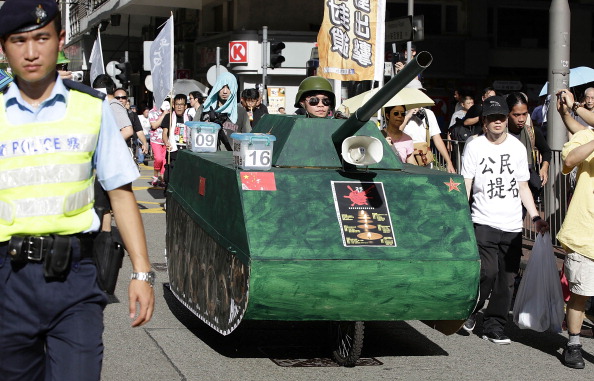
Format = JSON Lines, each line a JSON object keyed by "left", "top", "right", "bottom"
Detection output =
{"left": 230, "top": 133, "right": 276, "bottom": 171}
{"left": 185, "top": 121, "right": 220, "bottom": 153}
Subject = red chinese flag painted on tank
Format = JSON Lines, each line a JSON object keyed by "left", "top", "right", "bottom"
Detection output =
{"left": 240, "top": 172, "right": 277, "bottom": 191}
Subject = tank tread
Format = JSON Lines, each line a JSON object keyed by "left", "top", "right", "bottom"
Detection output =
{"left": 166, "top": 196, "right": 249, "bottom": 335}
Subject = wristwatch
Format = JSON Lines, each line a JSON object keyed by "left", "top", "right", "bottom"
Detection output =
{"left": 572, "top": 102, "right": 583, "bottom": 113}
{"left": 131, "top": 271, "right": 156, "bottom": 287}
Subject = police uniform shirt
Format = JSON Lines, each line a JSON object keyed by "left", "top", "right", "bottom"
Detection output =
{"left": 2, "top": 75, "right": 139, "bottom": 231}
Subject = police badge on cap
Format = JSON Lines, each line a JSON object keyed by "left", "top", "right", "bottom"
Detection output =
{"left": 0, "top": 0, "right": 59, "bottom": 37}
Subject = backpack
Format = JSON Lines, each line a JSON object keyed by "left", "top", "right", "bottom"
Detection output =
{"left": 449, "top": 118, "right": 480, "bottom": 142}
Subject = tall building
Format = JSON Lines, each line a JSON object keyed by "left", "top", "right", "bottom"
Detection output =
{"left": 52, "top": 0, "right": 594, "bottom": 112}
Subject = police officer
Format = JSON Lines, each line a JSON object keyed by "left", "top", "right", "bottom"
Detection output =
{"left": 294, "top": 76, "right": 336, "bottom": 118}
{"left": 0, "top": 1, "right": 155, "bottom": 380}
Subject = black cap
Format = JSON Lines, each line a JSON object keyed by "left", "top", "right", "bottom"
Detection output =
{"left": 0, "top": 0, "right": 59, "bottom": 38}
{"left": 482, "top": 96, "right": 509, "bottom": 116}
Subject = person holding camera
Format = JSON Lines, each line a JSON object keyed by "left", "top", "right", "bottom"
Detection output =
{"left": 403, "top": 106, "right": 456, "bottom": 173}
{"left": 555, "top": 88, "right": 594, "bottom": 368}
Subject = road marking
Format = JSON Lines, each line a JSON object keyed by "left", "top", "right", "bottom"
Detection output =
{"left": 137, "top": 200, "right": 165, "bottom": 214}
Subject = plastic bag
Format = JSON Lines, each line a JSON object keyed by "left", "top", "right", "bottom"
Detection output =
{"left": 512, "top": 232, "right": 565, "bottom": 332}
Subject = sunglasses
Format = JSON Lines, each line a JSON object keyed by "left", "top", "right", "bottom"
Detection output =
{"left": 114, "top": 96, "right": 127, "bottom": 100}
{"left": 307, "top": 97, "right": 331, "bottom": 106}
{"left": 391, "top": 111, "right": 406, "bottom": 117}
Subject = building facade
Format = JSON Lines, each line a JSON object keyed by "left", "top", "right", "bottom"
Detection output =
{"left": 21, "top": 0, "right": 593, "bottom": 113}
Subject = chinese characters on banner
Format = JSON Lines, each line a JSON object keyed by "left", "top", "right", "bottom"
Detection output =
{"left": 317, "top": 0, "right": 386, "bottom": 81}
{"left": 267, "top": 87, "right": 286, "bottom": 114}
{"left": 150, "top": 15, "right": 174, "bottom": 109}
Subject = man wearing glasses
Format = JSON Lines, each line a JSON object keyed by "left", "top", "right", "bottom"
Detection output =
{"left": 92, "top": 74, "right": 133, "bottom": 141}
{"left": 575, "top": 87, "right": 594, "bottom": 128}
{"left": 294, "top": 76, "right": 335, "bottom": 118}
{"left": 161, "top": 94, "right": 189, "bottom": 188}
{"left": 114, "top": 88, "right": 148, "bottom": 164}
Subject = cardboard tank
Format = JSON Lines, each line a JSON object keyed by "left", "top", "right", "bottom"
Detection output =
{"left": 165, "top": 52, "right": 480, "bottom": 366}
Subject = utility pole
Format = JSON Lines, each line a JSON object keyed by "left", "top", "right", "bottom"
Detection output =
{"left": 262, "top": 26, "right": 268, "bottom": 105}
{"left": 545, "top": 0, "right": 571, "bottom": 231}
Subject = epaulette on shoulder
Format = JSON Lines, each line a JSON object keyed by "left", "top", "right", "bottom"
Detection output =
{"left": 63, "top": 79, "right": 106, "bottom": 101}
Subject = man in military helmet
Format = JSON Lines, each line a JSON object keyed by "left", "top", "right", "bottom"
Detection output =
{"left": 294, "top": 76, "right": 336, "bottom": 118}
{"left": 0, "top": 1, "right": 155, "bottom": 380}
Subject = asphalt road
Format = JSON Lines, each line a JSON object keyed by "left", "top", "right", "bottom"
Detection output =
{"left": 100, "top": 163, "right": 594, "bottom": 381}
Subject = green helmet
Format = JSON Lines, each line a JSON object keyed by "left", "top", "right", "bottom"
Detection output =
{"left": 294, "top": 76, "right": 335, "bottom": 108}
{"left": 57, "top": 51, "right": 70, "bottom": 65}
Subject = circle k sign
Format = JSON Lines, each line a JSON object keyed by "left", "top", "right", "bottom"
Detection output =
{"left": 229, "top": 41, "right": 248, "bottom": 64}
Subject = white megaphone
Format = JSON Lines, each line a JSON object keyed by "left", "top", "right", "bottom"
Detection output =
{"left": 341, "top": 136, "right": 383, "bottom": 166}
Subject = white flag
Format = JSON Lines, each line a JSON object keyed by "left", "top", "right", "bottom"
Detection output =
{"left": 89, "top": 28, "right": 105, "bottom": 85}
{"left": 150, "top": 16, "right": 174, "bottom": 110}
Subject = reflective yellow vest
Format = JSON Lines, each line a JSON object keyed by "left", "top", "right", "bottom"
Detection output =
{"left": 0, "top": 90, "right": 102, "bottom": 241}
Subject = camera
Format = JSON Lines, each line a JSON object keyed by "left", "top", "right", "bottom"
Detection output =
{"left": 415, "top": 108, "right": 426, "bottom": 120}
{"left": 71, "top": 71, "right": 83, "bottom": 82}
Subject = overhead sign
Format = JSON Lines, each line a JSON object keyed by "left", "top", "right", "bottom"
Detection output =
{"left": 493, "top": 80, "right": 523, "bottom": 91}
{"left": 229, "top": 41, "right": 248, "bottom": 64}
{"left": 385, "top": 17, "right": 412, "bottom": 43}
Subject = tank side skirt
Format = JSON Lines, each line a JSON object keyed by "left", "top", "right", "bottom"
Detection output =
{"left": 167, "top": 196, "right": 249, "bottom": 335}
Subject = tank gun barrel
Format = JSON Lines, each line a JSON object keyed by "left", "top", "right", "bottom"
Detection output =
{"left": 331, "top": 51, "right": 433, "bottom": 146}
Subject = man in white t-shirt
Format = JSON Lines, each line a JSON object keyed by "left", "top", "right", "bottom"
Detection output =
{"left": 460, "top": 96, "right": 548, "bottom": 344}
{"left": 403, "top": 107, "right": 456, "bottom": 173}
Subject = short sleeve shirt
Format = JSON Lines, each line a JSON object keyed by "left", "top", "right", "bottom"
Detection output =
{"left": 109, "top": 98, "right": 131, "bottom": 130}
{"left": 461, "top": 134, "right": 530, "bottom": 232}
{"left": 403, "top": 108, "right": 441, "bottom": 143}
{"left": 557, "top": 129, "right": 594, "bottom": 258}
{"left": 148, "top": 107, "right": 164, "bottom": 144}
{"left": 3, "top": 76, "right": 139, "bottom": 231}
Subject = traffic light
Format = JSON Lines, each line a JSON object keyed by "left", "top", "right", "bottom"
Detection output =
{"left": 115, "top": 59, "right": 130, "bottom": 87}
{"left": 269, "top": 41, "right": 285, "bottom": 68}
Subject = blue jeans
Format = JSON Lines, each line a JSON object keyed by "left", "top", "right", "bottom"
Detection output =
{"left": 136, "top": 136, "right": 147, "bottom": 164}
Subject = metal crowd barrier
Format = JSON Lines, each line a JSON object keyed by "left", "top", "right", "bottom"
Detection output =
{"left": 433, "top": 140, "right": 569, "bottom": 249}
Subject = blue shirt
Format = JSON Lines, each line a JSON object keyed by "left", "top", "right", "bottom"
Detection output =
{"left": 3, "top": 75, "right": 139, "bottom": 230}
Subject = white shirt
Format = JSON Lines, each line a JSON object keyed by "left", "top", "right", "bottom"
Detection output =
{"left": 403, "top": 108, "right": 441, "bottom": 143}
{"left": 461, "top": 134, "right": 530, "bottom": 232}
{"left": 138, "top": 114, "right": 151, "bottom": 135}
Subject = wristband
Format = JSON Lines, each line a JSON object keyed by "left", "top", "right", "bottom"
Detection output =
{"left": 572, "top": 102, "right": 582, "bottom": 113}
{"left": 532, "top": 216, "right": 542, "bottom": 223}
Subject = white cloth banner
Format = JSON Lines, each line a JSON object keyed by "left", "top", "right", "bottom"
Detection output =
{"left": 89, "top": 29, "right": 105, "bottom": 85}
{"left": 150, "top": 16, "right": 174, "bottom": 112}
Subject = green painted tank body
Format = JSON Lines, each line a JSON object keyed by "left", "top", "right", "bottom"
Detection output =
{"left": 166, "top": 114, "right": 480, "bottom": 334}
{"left": 165, "top": 52, "right": 479, "bottom": 336}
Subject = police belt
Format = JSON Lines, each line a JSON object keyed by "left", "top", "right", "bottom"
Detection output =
{"left": 1, "top": 234, "right": 95, "bottom": 263}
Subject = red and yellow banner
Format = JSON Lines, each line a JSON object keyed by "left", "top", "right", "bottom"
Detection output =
{"left": 317, "top": 0, "right": 385, "bottom": 81}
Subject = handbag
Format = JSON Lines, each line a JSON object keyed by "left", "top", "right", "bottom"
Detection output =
{"left": 413, "top": 119, "right": 434, "bottom": 166}
{"left": 93, "top": 228, "right": 125, "bottom": 295}
{"left": 512, "top": 233, "right": 565, "bottom": 332}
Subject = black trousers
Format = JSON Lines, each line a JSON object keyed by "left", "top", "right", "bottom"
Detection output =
{"left": 473, "top": 224, "right": 523, "bottom": 334}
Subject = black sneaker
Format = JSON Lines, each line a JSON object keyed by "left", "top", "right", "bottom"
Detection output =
{"left": 482, "top": 331, "right": 511, "bottom": 345}
{"left": 462, "top": 314, "right": 476, "bottom": 333}
{"left": 563, "top": 344, "right": 585, "bottom": 369}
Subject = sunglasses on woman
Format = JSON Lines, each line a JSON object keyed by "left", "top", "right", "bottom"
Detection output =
{"left": 391, "top": 111, "right": 406, "bottom": 117}
{"left": 307, "top": 97, "right": 331, "bottom": 106}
